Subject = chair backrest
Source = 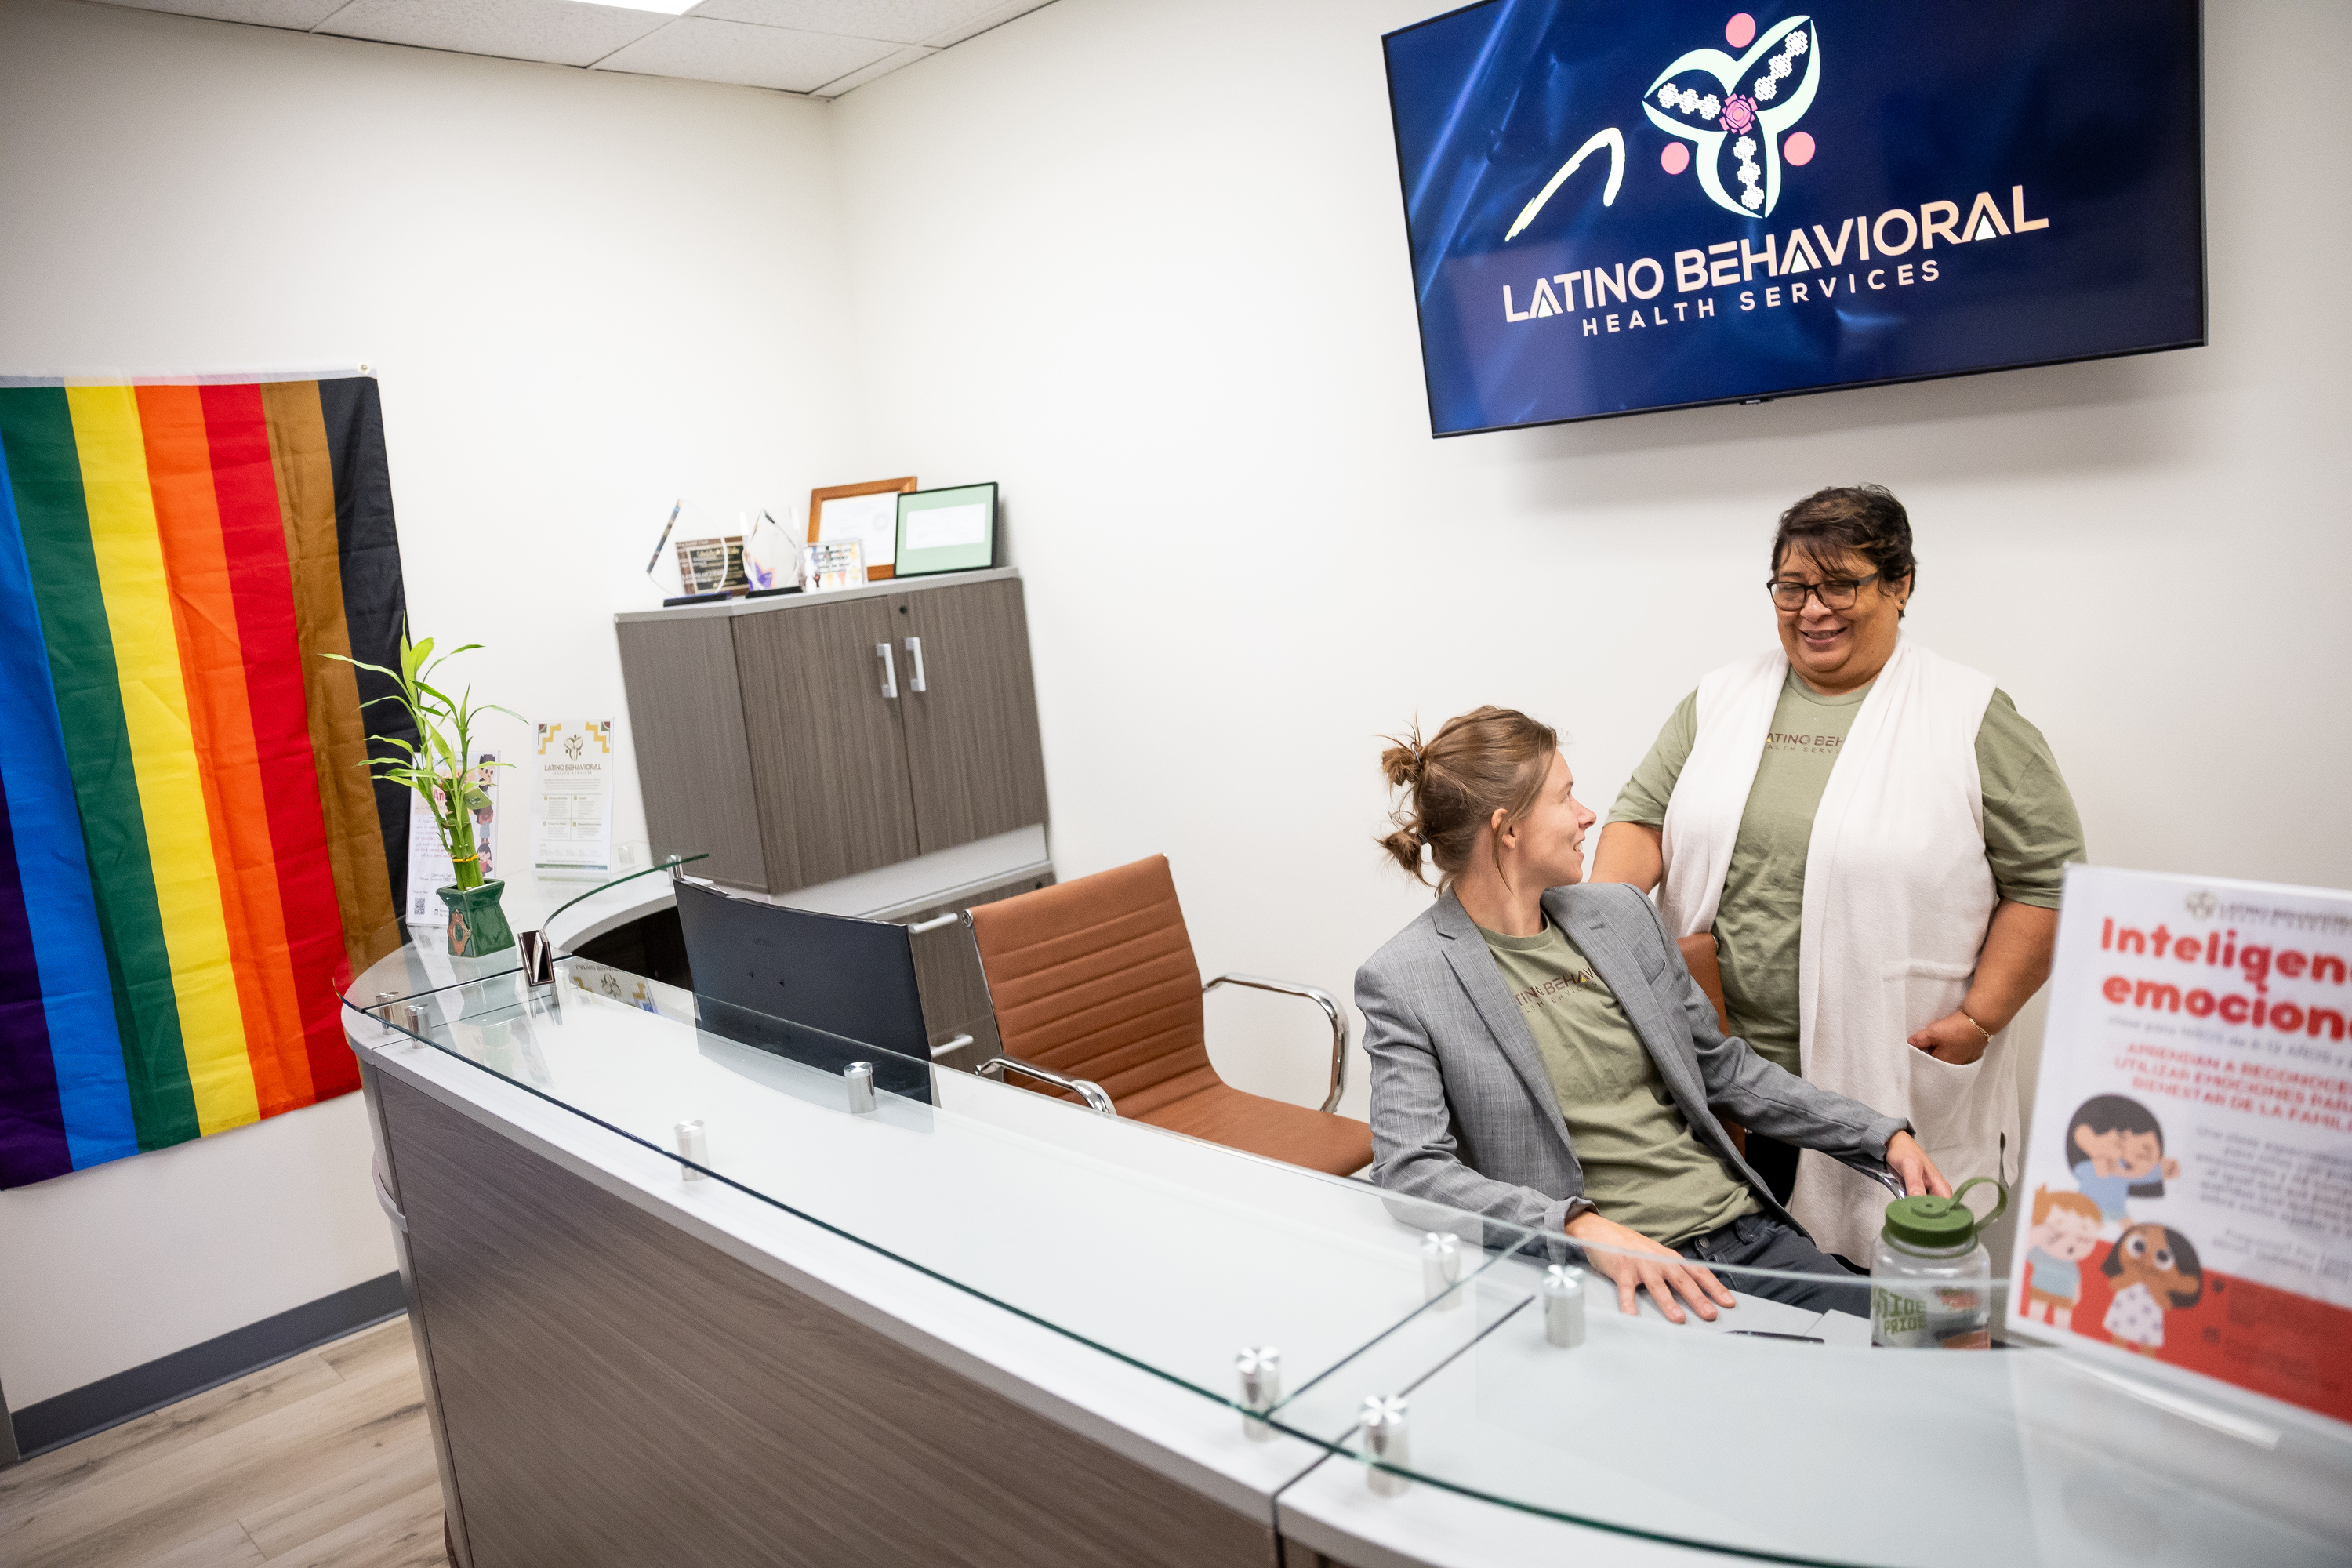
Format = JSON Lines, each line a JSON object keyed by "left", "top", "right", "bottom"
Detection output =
{"left": 966, "top": 855, "right": 1218, "bottom": 1112}
{"left": 1676, "top": 933, "right": 1733, "bottom": 1036}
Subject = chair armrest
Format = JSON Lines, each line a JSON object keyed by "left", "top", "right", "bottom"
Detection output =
{"left": 1831, "top": 1149, "right": 1907, "bottom": 1199}
{"left": 975, "top": 1055, "right": 1118, "bottom": 1116}
{"left": 1201, "top": 973, "right": 1351, "bottom": 1114}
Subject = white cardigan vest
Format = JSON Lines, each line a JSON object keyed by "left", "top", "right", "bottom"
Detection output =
{"left": 1657, "top": 639, "right": 2015, "bottom": 1260}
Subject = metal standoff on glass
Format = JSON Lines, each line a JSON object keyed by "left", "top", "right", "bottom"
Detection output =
{"left": 1235, "top": 1345, "right": 1282, "bottom": 1443}
{"left": 1541, "top": 1263, "right": 1587, "bottom": 1348}
{"left": 1421, "top": 1231, "right": 1463, "bottom": 1309}
{"left": 374, "top": 991, "right": 399, "bottom": 1024}
{"left": 844, "top": 1062, "right": 877, "bottom": 1115}
{"left": 517, "top": 929, "right": 554, "bottom": 986}
{"left": 674, "top": 1119, "right": 709, "bottom": 1180}
{"left": 1359, "top": 1396, "right": 1410, "bottom": 1496}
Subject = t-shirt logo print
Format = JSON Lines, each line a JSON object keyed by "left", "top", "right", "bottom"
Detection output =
{"left": 1644, "top": 15, "right": 1820, "bottom": 217}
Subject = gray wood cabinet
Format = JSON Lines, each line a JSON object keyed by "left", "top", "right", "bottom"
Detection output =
{"left": 734, "top": 593, "right": 921, "bottom": 889}
{"left": 894, "top": 577, "right": 1050, "bottom": 855}
{"left": 613, "top": 616, "right": 768, "bottom": 891}
{"left": 615, "top": 571, "right": 1048, "bottom": 899}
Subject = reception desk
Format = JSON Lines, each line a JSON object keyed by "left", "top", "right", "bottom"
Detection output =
{"left": 346, "top": 888, "right": 2352, "bottom": 1568}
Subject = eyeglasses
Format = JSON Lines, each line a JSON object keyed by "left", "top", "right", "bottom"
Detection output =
{"left": 1766, "top": 572, "right": 1881, "bottom": 612}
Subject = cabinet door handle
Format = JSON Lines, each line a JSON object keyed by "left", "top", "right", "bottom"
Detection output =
{"left": 876, "top": 641, "right": 898, "bottom": 699}
{"left": 904, "top": 636, "right": 927, "bottom": 693}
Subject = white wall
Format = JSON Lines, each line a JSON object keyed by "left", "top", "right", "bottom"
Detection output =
{"left": 824, "top": 0, "right": 2352, "bottom": 1129}
{"left": 5, "top": 0, "right": 2347, "bottom": 1403}
{"left": 0, "top": 0, "right": 859, "bottom": 1404}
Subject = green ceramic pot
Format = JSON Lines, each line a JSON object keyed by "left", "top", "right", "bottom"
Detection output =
{"left": 437, "top": 879, "right": 515, "bottom": 958}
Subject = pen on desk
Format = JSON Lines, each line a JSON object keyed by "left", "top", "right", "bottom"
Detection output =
{"left": 644, "top": 499, "right": 681, "bottom": 575}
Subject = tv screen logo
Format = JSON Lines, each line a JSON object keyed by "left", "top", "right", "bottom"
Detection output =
{"left": 1384, "top": 2, "right": 2204, "bottom": 434}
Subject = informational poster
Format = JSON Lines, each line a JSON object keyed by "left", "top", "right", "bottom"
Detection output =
{"left": 532, "top": 720, "right": 614, "bottom": 878}
{"left": 403, "top": 753, "right": 500, "bottom": 925}
{"left": 2009, "top": 865, "right": 2352, "bottom": 1425}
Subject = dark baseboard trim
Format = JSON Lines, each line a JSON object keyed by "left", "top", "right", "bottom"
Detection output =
{"left": 8, "top": 1272, "right": 407, "bottom": 1461}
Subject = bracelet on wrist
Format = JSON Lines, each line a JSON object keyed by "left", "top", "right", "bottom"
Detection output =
{"left": 1958, "top": 1009, "right": 1994, "bottom": 1042}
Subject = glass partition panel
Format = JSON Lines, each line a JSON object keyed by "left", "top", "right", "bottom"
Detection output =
{"left": 350, "top": 849, "right": 707, "bottom": 1013}
{"left": 344, "top": 948, "right": 1550, "bottom": 1420}
{"left": 1265, "top": 1234, "right": 2352, "bottom": 1568}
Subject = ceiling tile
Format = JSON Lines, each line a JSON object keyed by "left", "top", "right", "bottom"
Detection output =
{"left": 690, "top": 1, "right": 1003, "bottom": 49}
{"left": 316, "top": 0, "right": 670, "bottom": 69}
{"left": 101, "top": 0, "right": 349, "bottom": 26}
{"left": 593, "top": 16, "right": 895, "bottom": 93}
{"left": 916, "top": 0, "right": 1051, "bottom": 50}
{"left": 807, "top": 43, "right": 934, "bottom": 97}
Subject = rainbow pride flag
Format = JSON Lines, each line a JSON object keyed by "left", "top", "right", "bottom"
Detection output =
{"left": 0, "top": 376, "right": 412, "bottom": 1189}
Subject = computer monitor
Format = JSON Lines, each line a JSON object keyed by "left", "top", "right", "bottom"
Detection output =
{"left": 673, "top": 880, "right": 934, "bottom": 1103}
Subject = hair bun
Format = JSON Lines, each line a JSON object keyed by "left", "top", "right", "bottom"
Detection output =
{"left": 1377, "top": 729, "right": 1428, "bottom": 793}
{"left": 1374, "top": 706, "right": 1559, "bottom": 891}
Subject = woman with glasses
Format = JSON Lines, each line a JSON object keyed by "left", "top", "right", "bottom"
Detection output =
{"left": 1591, "top": 485, "right": 2083, "bottom": 1264}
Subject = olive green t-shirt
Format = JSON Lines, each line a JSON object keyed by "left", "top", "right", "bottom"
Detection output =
{"left": 1607, "top": 671, "right": 2085, "bottom": 1074}
{"left": 1479, "top": 920, "right": 1759, "bottom": 1246}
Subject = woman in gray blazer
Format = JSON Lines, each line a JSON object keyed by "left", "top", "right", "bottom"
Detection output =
{"left": 1357, "top": 706, "right": 1949, "bottom": 1321}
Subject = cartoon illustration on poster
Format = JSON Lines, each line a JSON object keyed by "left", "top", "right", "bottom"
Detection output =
{"left": 2009, "top": 866, "right": 2352, "bottom": 1425}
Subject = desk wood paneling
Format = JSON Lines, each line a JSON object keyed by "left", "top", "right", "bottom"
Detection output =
{"left": 376, "top": 1073, "right": 1274, "bottom": 1568}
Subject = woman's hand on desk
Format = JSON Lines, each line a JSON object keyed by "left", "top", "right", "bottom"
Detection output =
{"left": 1563, "top": 1211, "right": 1737, "bottom": 1324}
{"left": 1884, "top": 1131, "right": 1951, "bottom": 1197}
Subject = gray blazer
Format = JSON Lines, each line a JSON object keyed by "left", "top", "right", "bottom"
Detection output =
{"left": 1356, "top": 882, "right": 1907, "bottom": 1240}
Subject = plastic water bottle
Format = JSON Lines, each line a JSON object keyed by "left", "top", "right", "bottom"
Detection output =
{"left": 1870, "top": 1176, "right": 2007, "bottom": 1348}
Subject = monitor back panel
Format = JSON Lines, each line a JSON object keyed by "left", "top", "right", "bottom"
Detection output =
{"left": 674, "top": 881, "right": 933, "bottom": 1102}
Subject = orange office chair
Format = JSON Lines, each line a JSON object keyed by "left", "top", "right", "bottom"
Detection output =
{"left": 962, "top": 855, "right": 1373, "bottom": 1177}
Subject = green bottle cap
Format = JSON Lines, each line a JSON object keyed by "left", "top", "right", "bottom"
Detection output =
{"left": 1881, "top": 1176, "right": 2009, "bottom": 1250}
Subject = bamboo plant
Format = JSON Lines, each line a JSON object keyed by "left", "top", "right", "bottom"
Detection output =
{"left": 330, "top": 630, "right": 518, "bottom": 891}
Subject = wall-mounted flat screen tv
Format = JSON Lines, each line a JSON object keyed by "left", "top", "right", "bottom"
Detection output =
{"left": 1384, "top": 1, "right": 2205, "bottom": 435}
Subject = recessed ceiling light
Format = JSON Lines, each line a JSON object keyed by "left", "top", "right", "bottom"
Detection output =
{"left": 575, "top": 0, "right": 701, "bottom": 14}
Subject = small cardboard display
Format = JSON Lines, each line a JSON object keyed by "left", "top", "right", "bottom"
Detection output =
{"left": 2010, "top": 865, "right": 2351, "bottom": 1426}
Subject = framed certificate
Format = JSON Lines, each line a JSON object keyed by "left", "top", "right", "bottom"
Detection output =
{"left": 810, "top": 476, "right": 916, "bottom": 579}
{"left": 894, "top": 483, "right": 998, "bottom": 578}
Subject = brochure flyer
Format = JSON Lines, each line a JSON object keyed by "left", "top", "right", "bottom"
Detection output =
{"left": 2009, "top": 864, "right": 2352, "bottom": 1424}
{"left": 404, "top": 752, "right": 499, "bottom": 927}
{"left": 532, "top": 720, "right": 614, "bottom": 877}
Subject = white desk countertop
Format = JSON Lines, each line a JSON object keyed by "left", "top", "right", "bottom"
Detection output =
{"left": 345, "top": 947, "right": 2352, "bottom": 1568}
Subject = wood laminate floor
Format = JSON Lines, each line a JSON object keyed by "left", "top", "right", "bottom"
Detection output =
{"left": 0, "top": 1319, "right": 448, "bottom": 1568}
